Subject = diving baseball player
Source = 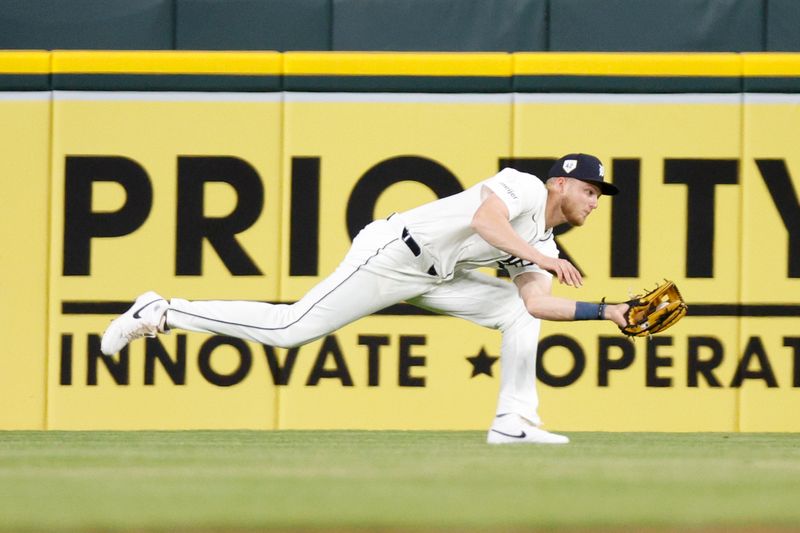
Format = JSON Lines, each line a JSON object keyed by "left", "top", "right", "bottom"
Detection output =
{"left": 102, "top": 153, "right": 630, "bottom": 444}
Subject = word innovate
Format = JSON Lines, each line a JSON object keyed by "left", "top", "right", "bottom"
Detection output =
{"left": 59, "top": 333, "right": 430, "bottom": 388}
{"left": 57, "top": 332, "right": 800, "bottom": 390}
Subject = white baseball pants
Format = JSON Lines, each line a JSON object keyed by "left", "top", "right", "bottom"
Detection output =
{"left": 167, "top": 216, "right": 543, "bottom": 424}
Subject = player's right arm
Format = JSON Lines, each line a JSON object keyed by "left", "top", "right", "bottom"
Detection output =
{"left": 514, "top": 271, "right": 628, "bottom": 326}
{"left": 471, "top": 188, "right": 583, "bottom": 287}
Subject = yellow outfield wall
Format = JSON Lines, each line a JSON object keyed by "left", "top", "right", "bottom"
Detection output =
{"left": 47, "top": 90, "right": 284, "bottom": 429}
{"left": 739, "top": 89, "right": 800, "bottom": 432}
{"left": 1, "top": 51, "right": 799, "bottom": 431}
{"left": 0, "top": 91, "right": 50, "bottom": 429}
{"left": 515, "top": 90, "right": 744, "bottom": 431}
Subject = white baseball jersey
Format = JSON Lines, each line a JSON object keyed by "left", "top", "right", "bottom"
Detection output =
{"left": 398, "top": 167, "right": 559, "bottom": 279}
{"left": 167, "top": 166, "right": 560, "bottom": 426}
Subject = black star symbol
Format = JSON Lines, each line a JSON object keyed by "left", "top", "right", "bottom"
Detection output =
{"left": 466, "top": 347, "right": 499, "bottom": 378}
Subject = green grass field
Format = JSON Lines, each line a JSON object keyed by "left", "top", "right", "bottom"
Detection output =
{"left": 1, "top": 431, "right": 799, "bottom": 532}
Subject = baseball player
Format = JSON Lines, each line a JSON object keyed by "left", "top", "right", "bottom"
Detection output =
{"left": 102, "top": 153, "right": 629, "bottom": 444}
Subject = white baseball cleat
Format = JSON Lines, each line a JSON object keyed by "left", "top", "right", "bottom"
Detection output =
{"left": 101, "top": 291, "right": 168, "bottom": 356}
{"left": 487, "top": 414, "right": 569, "bottom": 445}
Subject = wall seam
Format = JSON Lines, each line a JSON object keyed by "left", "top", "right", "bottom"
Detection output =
{"left": 544, "top": 0, "right": 551, "bottom": 51}
{"left": 171, "top": 0, "right": 178, "bottom": 50}
{"left": 328, "top": 0, "right": 335, "bottom": 51}
{"left": 274, "top": 67, "right": 287, "bottom": 430}
{"left": 42, "top": 51, "right": 54, "bottom": 430}
{"left": 735, "top": 54, "right": 746, "bottom": 433}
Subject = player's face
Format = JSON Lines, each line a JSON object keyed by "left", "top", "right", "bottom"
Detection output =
{"left": 562, "top": 179, "right": 600, "bottom": 226}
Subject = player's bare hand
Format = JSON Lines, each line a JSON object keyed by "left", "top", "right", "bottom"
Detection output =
{"left": 538, "top": 256, "right": 582, "bottom": 287}
{"left": 604, "top": 303, "right": 630, "bottom": 328}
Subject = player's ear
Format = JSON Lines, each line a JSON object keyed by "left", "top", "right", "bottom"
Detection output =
{"left": 546, "top": 176, "right": 566, "bottom": 193}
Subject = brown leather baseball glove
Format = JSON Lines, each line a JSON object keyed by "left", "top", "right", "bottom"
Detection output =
{"left": 620, "top": 280, "right": 688, "bottom": 337}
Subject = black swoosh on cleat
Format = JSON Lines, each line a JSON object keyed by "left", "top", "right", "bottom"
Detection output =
{"left": 132, "top": 298, "right": 163, "bottom": 319}
{"left": 491, "top": 429, "right": 526, "bottom": 439}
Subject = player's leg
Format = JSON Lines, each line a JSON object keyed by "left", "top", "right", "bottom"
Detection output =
{"left": 408, "top": 271, "right": 540, "bottom": 419}
{"left": 167, "top": 236, "right": 431, "bottom": 347}
{"left": 102, "top": 219, "right": 436, "bottom": 354}
{"left": 408, "top": 271, "right": 567, "bottom": 444}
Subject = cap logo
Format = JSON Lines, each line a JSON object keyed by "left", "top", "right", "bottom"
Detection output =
{"left": 598, "top": 163, "right": 605, "bottom": 177}
{"left": 563, "top": 159, "right": 577, "bottom": 173}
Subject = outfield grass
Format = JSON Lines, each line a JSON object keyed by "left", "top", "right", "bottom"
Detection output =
{"left": 0, "top": 431, "right": 799, "bottom": 532}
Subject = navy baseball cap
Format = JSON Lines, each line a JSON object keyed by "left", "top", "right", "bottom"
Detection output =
{"left": 547, "top": 153, "right": 619, "bottom": 196}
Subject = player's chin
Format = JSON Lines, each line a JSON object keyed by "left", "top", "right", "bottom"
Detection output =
{"left": 566, "top": 214, "right": 587, "bottom": 226}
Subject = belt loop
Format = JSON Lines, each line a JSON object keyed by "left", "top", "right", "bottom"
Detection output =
{"left": 401, "top": 228, "right": 421, "bottom": 256}
{"left": 400, "top": 227, "right": 437, "bottom": 277}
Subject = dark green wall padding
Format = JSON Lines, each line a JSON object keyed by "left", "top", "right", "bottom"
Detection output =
{"left": 331, "top": 0, "right": 547, "bottom": 52}
{"left": 766, "top": 0, "right": 800, "bottom": 52}
{"left": 175, "top": 0, "right": 331, "bottom": 51}
{"left": 548, "top": 0, "right": 764, "bottom": 52}
{"left": 0, "top": 0, "right": 797, "bottom": 52}
{"left": 0, "top": 0, "right": 173, "bottom": 50}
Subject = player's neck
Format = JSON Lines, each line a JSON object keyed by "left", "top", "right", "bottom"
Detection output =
{"left": 544, "top": 194, "right": 568, "bottom": 229}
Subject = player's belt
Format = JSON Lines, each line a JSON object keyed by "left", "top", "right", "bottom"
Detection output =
{"left": 401, "top": 228, "right": 438, "bottom": 277}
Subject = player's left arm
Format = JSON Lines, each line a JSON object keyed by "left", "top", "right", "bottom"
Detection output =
{"left": 514, "top": 271, "right": 628, "bottom": 326}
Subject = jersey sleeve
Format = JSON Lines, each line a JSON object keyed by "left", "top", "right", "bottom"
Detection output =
{"left": 504, "top": 233, "right": 560, "bottom": 280}
{"left": 483, "top": 167, "right": 545, "bottom": 220}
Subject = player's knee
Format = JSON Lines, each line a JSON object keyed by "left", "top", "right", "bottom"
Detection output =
{"left": 251, "top": 304, "right": 323, "bottom": 348}
{"left": 268, "top": 326, "right": 322, "bottom": 349}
